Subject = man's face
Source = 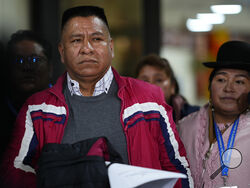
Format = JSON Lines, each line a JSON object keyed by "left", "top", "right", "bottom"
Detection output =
{"left": 10, "top": 40, "right": 51, "bottom": 94}
{"left": 211, "top": 68, "right": 250, "bottom": 116}
{"left": 58, "top": 16, "right": 114, "bottom": 83}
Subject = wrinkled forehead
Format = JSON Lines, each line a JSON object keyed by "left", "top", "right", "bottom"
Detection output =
{"left": 61, "top": 16, "right": 110, "bottom": 37}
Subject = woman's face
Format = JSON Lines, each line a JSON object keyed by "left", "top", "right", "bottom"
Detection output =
{"left": 137, "top": 65, "right": 176, "bottom": 102}
{"left": 210, "top": 68, "right": 250, "bottom": 116}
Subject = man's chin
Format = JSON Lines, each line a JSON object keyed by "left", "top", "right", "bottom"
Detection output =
{"left": 18, "top": 83, "right": 37, "bottom": 93}
{"left": 78, "top": 70, "right": 103, "bottom": 79}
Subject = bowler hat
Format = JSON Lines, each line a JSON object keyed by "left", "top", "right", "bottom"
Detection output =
{"left": 203, "top": 40, "right": 250, "bottom": 71}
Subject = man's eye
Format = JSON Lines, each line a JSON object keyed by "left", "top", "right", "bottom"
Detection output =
{"left": 15, "top": 57, "right": 24, "bottom": 64}
{"left": 71, "top": 39, "right": 81, "bottom": 43}
{"left": 93, "top": 37, "right": 102, "bottom": 41}
{"left": 32, "top": 57, "right": 40, "bottom": 63}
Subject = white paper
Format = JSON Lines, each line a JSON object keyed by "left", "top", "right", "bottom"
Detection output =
{"left": 106, "top": 162, "right": 187, "bottom": 188}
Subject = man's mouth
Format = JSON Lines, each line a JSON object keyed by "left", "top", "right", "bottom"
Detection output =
{"left": 79, "top": 59, "right": 97, "bottom": 64}
{"left": 20, "top": 76, "right": 36, "bottom": 83}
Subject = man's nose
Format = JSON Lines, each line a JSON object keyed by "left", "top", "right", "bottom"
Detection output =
{"left": 22, "top": 61, "right": 36, "bottom": 72}
{"left": 80, "top": 39, "right": 94, "bottom": 54}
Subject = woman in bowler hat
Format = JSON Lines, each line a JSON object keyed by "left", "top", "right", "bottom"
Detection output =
{"left": 177, "top": 40, "right": 250, "bottom": 188}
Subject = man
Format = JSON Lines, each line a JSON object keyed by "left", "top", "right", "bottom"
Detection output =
{"left": 0, "top": 30, "right": 52, "bottom": 163}
{"left": 0, "top": 6, "right": 193, "bottom": 187}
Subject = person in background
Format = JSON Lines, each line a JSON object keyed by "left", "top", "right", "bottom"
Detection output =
{"left": 177, "top": 40, "right": 250, "bottom": 188}
{"left": 0, "top": 30, "right": 53, "bottom": 163}
{"left": 135, "top": 53, "right": 200, "bottom": 122}
{"left": 0, "top": 6, "right": 193, "bottom": 188}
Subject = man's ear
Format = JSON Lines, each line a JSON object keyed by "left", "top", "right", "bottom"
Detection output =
{"left": 58, "top": 42, "right": 65, "bottom": 64}
{"left": 110, "top": 38, "right": 114, "bottom": 58}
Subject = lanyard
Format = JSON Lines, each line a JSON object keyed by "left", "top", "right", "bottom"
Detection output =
{"left": 213, "top": 117, "right": 239, "bottom": 176}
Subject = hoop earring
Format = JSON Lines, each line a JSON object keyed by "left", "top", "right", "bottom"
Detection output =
{"left": 209, "top": 98, "right": 215, "bottom": 112}
{"left": 246, "top": 106, "right": 250, "bottom": 113}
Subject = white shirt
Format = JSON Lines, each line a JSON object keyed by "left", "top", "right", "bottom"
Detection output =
{"left": 67, "top": 67, "right": 114, "bottom": 96}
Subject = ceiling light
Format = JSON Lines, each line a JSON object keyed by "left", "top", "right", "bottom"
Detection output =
{"left": 211, "top": 5, "right": 242, "bottom": 14}
{"left": 186, "top": 19, "right": 213, "bottom": 32}
{"left": 197, "top": 13, "right": 225, "bottom": 24}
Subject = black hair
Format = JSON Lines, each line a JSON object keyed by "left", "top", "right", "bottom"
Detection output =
{"left": 135, "top": 53, "right": 179, "bottom": 94}
{"left": 208, "top": 69, "right": 217, "bottom": 90}
{"left": 6, "top": 30, "right": 52, "bottom": 62}
{"left": 61, "top": 6, "right": 110, "bottom": 31}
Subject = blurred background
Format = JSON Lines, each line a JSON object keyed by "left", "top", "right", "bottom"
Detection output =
{"left": 1, "top": 0, "right": 250, "bottom": 105}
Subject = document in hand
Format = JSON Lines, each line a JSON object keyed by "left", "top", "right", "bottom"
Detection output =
{"left": 106, "top": 162, "right": 187, "bottom": 188}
